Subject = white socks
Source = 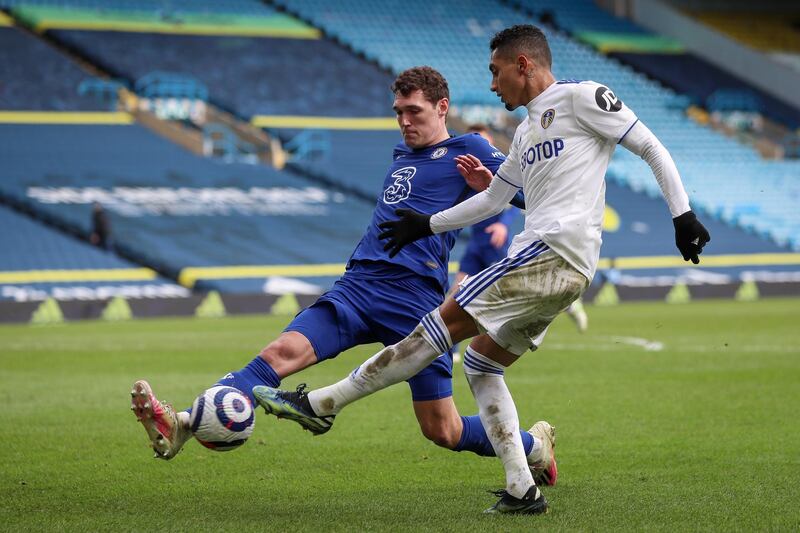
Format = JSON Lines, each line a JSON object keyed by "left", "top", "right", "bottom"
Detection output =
{"left": 308, "top": 309, "right": 452, "bottom": 416}
{"left": 463, "top": 347, "right": 535, "bottom": 499}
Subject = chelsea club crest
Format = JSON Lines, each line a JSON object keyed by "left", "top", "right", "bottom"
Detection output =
{"left": 541, "top": 108, "right": 556, "bottom": 129}
{"left": 431, "top": 147, "right": 448, "bottom": 159}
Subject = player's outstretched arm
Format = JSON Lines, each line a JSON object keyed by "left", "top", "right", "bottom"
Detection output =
{"left": 620, "top": 121, "right": 711, "bottom": 263}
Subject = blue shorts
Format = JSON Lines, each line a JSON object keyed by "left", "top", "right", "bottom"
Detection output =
{"left": 459, "top": 238, "right": 510, "bottom": 276}
{"left": 285, "top": 267, "right": 453, "bottom": 402}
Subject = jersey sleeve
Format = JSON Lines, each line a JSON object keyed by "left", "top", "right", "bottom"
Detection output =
{"left": 493, "top": 124, "right": 525, "bottom": 188}
{"left": 465, "top": 133, "right": 506, "bottom": 173}
{"left": 573, "top": 82, "right": 639, "bottom": 142}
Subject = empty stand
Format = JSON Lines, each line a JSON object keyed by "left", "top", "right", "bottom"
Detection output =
{"left": 0, "top": 123, "right": 376, "bottom": 291}
{"left": 40, "top": 23, "right": 401, "bottom": 212}
{"left": 0, "top": 26, "right": 105, "bottom": 110}
{"left": 271, "top": 0, "right": 800, "bottom": 251}
{"left": 0, "top": 203, "right": 187, "bottom": 300}
{"left": 288, "top": 129, "right": 401, "bottom": 199}
{"left": 608, "top": 51, "right": 800, "bottom": 128}
{"left": 48, "top": 30, "right": 394, "bottom": 118}
{"left": 0, "top": 0, "right": 276, "bottom": 16}
{"left": 511, "top": 0, "right": 648, "bottom": 35}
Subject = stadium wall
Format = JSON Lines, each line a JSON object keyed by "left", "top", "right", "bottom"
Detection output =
{"left": 632, "top": 0, "right": 800, "bottom": 109}
{"left": 2, "top": 278, "right": 799, "bottom": 324}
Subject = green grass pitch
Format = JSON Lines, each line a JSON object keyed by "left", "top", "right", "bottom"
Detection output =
{"left": 1, "top": 298, "right": 799, "bottom": 531}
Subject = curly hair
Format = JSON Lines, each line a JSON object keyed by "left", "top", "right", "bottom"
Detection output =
{"left": 391, "top": 66, "right": 450, "bottom": 105}
{"left": 490, "top": 24, "right": 552, "bottom": 68}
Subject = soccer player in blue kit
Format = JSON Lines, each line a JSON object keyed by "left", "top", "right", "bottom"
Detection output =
{"left": 130, "top": 66, "right": 557, "bottom": 485}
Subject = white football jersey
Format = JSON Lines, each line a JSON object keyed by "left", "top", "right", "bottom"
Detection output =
{"left": 496, "top": 80, "right": 638, "bottom": 281}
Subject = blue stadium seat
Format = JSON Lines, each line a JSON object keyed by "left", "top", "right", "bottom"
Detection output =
{"left": 511, "top": 0, "right": 649, "bottom": 34}
{"left": 289, "top": 129, "right": 402, "bottom": 199}
{"left": 0, "top": 124, "right": 377, "bottom": 292}
{"left": 0, "top": 0, "right": 275, "bottom": 16}
{"left": 0, "top": 27, "right": 107, "bottom": 110}
{"left": 0, "top": 203, "right": 186, "bottom": 300}
{"left": 48, "top": 31, "right": 396, "bottom": 118}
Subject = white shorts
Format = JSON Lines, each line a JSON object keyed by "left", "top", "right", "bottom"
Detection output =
{"left": 454, "top": 242, "right": 588, "bottom": 356}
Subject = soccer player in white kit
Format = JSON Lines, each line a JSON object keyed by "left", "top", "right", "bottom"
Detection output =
{"left": 254, "top": 24, "right": 710, "bottom": 514}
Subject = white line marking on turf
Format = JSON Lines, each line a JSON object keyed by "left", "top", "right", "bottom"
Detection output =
{"left": 608, "top": 336, "right": 664, "bottom": 351}
{"left": 542, "top": 337, "right": 664, "bottom": 352}
{"left": 545, "top": 336, "right": 664, "bottom": 352}
{"left": 544, "top": 341, "right": 795, "bottom": 353}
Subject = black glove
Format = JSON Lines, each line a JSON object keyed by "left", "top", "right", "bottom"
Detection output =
{"left": 673, "top": 210, "right": 710, "bottom": 264}
{"left": 378, "top": 208, "right": 433, "bottom": 258}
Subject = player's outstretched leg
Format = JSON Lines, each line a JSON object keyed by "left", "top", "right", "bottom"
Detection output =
{"left": 484, "top": 486, "right": 549, "bottom": 515}
{"left": 130, "top": 380, "right": 191, "bottom": 459}
{"left": 252, "top": 383, "right": 335, "bottom": 435}
{"left": 527, "top": 421, "right": 558, "bottom": 486}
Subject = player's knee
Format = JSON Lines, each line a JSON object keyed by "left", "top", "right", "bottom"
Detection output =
{"left": 258, "top": 334, "right": 313, "bottom": 375}
{"left": 419, "top": 419, "right": 460, "bottom": 449}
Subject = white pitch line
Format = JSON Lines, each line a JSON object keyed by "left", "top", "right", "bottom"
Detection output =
{"left": 544, "top": 336, "right": 665, "bottom": 352}
{"left": 607, "top": 336, "right": 665, "bottom": 351}
{"left": 544, "top": 340, "right": 796, "bottom": 353}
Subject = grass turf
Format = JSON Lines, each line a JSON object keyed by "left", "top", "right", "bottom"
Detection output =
{"left": 1, "top": 298, "right": 799, "bottom": 531}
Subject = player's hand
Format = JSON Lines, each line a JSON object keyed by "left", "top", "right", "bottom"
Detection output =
{"left": 455, "top": 154, "right": 493, "bottom": 192}
{"left": 485, "top": 222, "right": 508, "bottom": 249}
{"left": 673, "top": 210, "right": 710, "bottom": 264}
{"left": 378, "top": 208, "right": 433, "bottom": 258}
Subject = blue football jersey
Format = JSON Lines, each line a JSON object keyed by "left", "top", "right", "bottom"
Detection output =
{"left": 347, "top": 133, "right": 505, "bottom": 291}
{"left": 467, "top": 206, "right": 518, "bottom": 246}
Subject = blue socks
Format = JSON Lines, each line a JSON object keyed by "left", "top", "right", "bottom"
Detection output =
{"left": 215, "top": 356, "right": 281, "bottom": 405}
{"left": 454, "top": 415, "right": 534, "bottom": 457}
{"left": 185, "top": 356, "right": 281, "bottom": 414}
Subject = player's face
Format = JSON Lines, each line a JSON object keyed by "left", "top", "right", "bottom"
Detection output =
{"left": 489, "top": 50, "right": 525, "bottom": 111}
{"left": 393, "top": 90, "right": 449, "bottom": 149}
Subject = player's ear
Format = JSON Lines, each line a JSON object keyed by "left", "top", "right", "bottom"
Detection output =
{"left": 520, "top": 55, "right": 535, "bottom": 78}
{"left": 437, "top": 98, "right": 449, "bottom": 118}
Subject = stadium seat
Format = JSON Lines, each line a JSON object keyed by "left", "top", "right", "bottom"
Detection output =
{"left": 0, "top": 26, "right": 106, "bottom": 110}
{"left": 0, "top": 123, "right": 377, "bottom": 291}
{"left": 0, "top": 203, "right": 186, "bottom": 300}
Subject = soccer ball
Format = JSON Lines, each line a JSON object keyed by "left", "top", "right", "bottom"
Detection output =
{"left": 189, "top": 386, "right": 255, "bottom": 451}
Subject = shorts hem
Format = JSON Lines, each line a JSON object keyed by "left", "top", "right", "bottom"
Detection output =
{"left": 409, "top": 389, "right": 454, "bottom": 402}
{"left": 283, "top": 324, "right": 327, "bottom": 362}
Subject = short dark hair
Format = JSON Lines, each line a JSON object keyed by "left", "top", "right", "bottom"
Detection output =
{"left": 466, "top": 123, "right": 490, "bottom": 134}
{"left": 391, "top": 66, "right": 449, "bottom": 105}
{"left": 490, "top": 24, "right": 552, "bottom": 69}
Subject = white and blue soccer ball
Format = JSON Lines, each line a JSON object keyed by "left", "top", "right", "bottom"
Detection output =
{"left": 189, "top": 386, "right": 255, "bottom": 451}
